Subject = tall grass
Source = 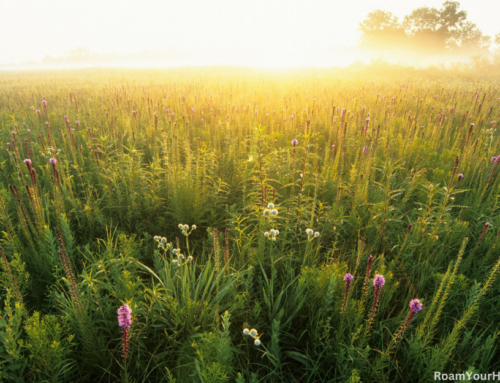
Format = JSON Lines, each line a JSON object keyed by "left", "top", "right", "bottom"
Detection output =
{"left": 0, "top": 66, "right": 499, "bottom": 382}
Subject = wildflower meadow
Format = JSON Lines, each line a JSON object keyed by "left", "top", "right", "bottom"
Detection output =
{"left": 0, "top": 67, "right": 500, "bottom": 382}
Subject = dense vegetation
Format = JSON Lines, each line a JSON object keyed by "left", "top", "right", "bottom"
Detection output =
{"left": 0, "top": 68, "right": 500, "bottom": 382}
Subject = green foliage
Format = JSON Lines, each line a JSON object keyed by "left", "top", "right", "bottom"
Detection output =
{"left": 0, "top": 68, "right": 499, "bottom": 382}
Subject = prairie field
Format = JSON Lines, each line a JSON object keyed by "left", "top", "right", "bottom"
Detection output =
{"left": 1, "top": 67, "right": 500, "bottom": 382}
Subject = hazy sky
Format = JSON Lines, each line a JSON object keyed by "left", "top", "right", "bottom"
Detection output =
{"left": 1, "top": 0, "right": 499, "bottom": 66}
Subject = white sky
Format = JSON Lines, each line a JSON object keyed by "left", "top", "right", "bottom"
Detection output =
{"left": 0, "top": 0, "right": 499, "bottom": 67}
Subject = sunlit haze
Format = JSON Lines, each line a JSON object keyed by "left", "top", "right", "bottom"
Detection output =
{"left": 1, "top": 0, "right": 499, "bottom": 68}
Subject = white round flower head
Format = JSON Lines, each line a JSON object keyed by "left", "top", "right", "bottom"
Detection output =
{"left": 178, "top": 254, "right": 185, "bottom": 261}
{"left": 264, "top": 232, "right": 270, "bottom": 238}
{"left": 275, "top": 230, "right": 279, "bottom": 235}
{"left": 172, "top": 260, "right": 179, "bottom": 267}
{"left": 243, "top": 328, "right": 250, "bottom": 335}
{"left": 314, "top": 232, "right": 320, "bottom": 237}
{"left": 172, "top": 248, "right": 179, "bottom": 255}
{"left": 187, "top": 255, "right": 193, "bottom": 262}
{"left": 270, "top": 229, "right": 276, "bottom": 236}
{"left": 154, "top": 236, "right": 159, "bottom": 241}
{"left": 178, "top": 223, "right": 183, "bottom": 229}
{"left": 158, "top": 244, "right": 163, "bottom": 248}
{"left": 272, "top": 237, "right": 277, "bottom": 241}
{"left": 263, "top": 209, "right": 271, "bottom": 216}
{"left": 161, "top": 237, "right": 167, "bottom": 243}
{"left": 182, "top": 230, "right": 186, "bottom": 235}
{"left": 249, "top": 329, "right": 258, "bottom": 337}
{"left": 183, "top": 224, "right": 189, "bottom": 231}
{"left": 267, "top": 203, "right": 275, "bottom": 209}
{"left": 271, "top": 209, "right": 278, "bottom": 216}
{"left": 254, "top": 339, "right": 261, "bottom": 346}
{"left": 191, "top": 224, "right": 197, "bottom": 230}
{"left": 306, "top": 228, "right": 314, "bottom": 236}
{"left": 41, "top": 153, "right": 45, "bottom": 157}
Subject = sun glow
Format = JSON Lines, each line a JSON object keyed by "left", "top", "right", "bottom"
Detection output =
{"left": 0, "top": 0, "right": 499, "bottom": 68}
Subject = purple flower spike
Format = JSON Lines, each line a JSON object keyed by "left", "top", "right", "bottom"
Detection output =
{"left": 36, "top": 109, "right": 40, "bottom": 114}
{"left": 117, "top": 304, "right": 132, "bottom": 329}
{"left": 75, "top": 120, "right": 79, "bottom": 126}
{"left": 373, "top": 274, "right": 385, "bottom": 288}
{"left": 458, "top": 174, "right": 463, "bottom": 180}
{"left": 363, "top": 146, "right": 368, "bottom": 154}
{"left": 24, "top": 159, "right": 32, "bottom": 166}
{"left": 344, "top": 273, "right": 354, "bottom": 282}
{"left": 42, "top": 100, "right": 47, "bottom": 107}
{"left": 492, "top": 157, "right": 497, "bottom": 163}
{"left": 292, "top": 139, "right": 298, "bottom": 147}
{"left": 409, "top": 299, "right": 423, "bottom": 313}
{"left": 429, "top": 184, "right": 433, "bottom": 189}
{"left": 117, "top": 303, "right": 132, "bottom": 360}
{"left": 49, "top": 158, "right": 57, "bottom": 165}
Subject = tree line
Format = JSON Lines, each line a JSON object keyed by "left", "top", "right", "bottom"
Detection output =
{"left": 359, "top": 1, "right": 499, "bottom": 54}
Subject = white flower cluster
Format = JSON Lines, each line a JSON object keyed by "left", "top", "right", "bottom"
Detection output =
{"left": 306, "top": 228, "right": 320, "bottom": 240}
{"left": 263, "top": 203, "right": 278, "bottom": 217}
{"left": 264, "top": 229, "right": 280, "bottom": 241}
{"left": 243, "top": 327, "right": 261, "bottom": 346}
{"left": 171, "top": 247, "right": 193, "bottom": 267}
{"left": 154, "top": 236, "right": 171, "bottom": 250}
{"left": 178, "top": 223, "right": 196, "bottom": 236}
{"left": 41, "top": 146, "right": 61, "bottom": 158}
